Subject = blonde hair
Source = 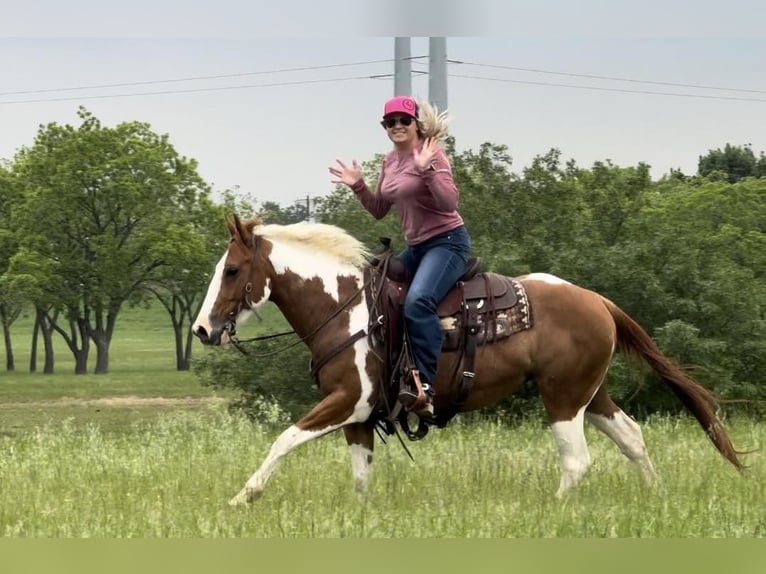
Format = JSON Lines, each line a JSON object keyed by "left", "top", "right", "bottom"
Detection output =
{"left": 416, "top": 99, "right": 450, "bottom": 141}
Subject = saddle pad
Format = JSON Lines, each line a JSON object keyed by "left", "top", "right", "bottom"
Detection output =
{"left": 439, "top": 278, "right": 533, "bottom": 351}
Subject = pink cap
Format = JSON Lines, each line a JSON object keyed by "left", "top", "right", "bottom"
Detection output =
{"left": 383, "top": 95, "right": 418, "bottom": 118}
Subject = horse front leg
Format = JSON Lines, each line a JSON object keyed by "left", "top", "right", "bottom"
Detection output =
{"left": 229, "top": 390, "right": 370, "bottom": 506}
{"left": 343, "top": 420, "right": 376, "bottom": 495}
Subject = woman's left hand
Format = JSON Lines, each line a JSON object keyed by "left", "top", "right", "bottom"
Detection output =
{"left": 413, "top": 138, "right": 440, "bottom": 172}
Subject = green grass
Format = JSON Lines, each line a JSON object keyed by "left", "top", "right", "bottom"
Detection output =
{"left": 0, "top": 302, "right": 274, "bottom": 432}
{"left": 1, "top": 303, "right": 764, "bottom": 537}
{"left": 0, "top": 413, "right": 762, "bottom": 537}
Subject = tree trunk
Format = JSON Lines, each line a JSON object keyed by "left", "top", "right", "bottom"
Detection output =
{"left": 43, "top": 327, "right": 55, "bottom": 375}
{"left": 92, "top": 308, "right": 118, "bottom": 374}
{"left": 174, "top": 322, "right": 189, "bottom": 371}
{"left": 38, "top": 306, "right": 56, "bottom": 374}
{"left": 181, "top": 323, "right": 195, "bottom": 371}
{"left": 93, "top": 335, "right": 109, "bottom": 374}
{"left": 74, "top": 347, "right": 89, "bottom": 375}
{"left": 2, "top": 320, "right": 13, "bottom": 371}
{"left": 29, "top": 309, "right": 40, "bottom": 373}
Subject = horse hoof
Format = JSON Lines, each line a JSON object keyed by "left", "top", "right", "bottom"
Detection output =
{"left": 229, "top": 484, "right": 265, "bottom": 507}
{"left": 229, "top": 493, "right": 248, "bottom": 507}
{"left": 246, "top": 488, "right": 263, "bottom": 503}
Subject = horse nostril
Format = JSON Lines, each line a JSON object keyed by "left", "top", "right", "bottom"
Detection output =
{"left": 194, "top": 326, "right": 209, "bottom": 342}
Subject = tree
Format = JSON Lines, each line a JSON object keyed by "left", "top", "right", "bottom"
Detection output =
{"left": 449, "top": 140, "right": 529, "bottom": 276}
{"left": 9, "top": 107, "right": 210, "bottom": 374}
{"left": 145, "top": 196, "right": 228, "bottom": 370}
{"left": 698, "top": 143, "right": 762, "bottom": 183}
{"left": 258, "top": 200, "right": 312, "bottom": 224}
{"left": 614, "top": 177, "right": 766, "bottom": 404}
{"left": 0, "top": 165, "right": 22, "bottom": 370}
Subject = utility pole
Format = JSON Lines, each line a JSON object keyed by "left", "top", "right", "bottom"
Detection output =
{"left": 428, "top": 37, "right": 448, "bottom": 111}
{"left": 394, "top": 37, "right": 412, "bottom": 96}
{"left": 293, "top": 195, "right": 311, "bottom": 222}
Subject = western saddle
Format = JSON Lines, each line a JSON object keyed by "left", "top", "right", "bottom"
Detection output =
{"left": 364, "top": 239, "right": 533, "bottom": 438}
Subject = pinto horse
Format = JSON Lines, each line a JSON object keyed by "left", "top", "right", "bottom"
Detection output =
{"left": 192, "top": 215, "right": 744, "bottom": 506}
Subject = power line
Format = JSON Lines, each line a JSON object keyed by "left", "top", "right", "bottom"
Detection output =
{"left": 0, "top": 75, "right": 378, "bottom": 105}
{"left": 447, "top": 73, "right": 766, "bottom": 103}
{"left": 452, "top": 60, "right": 766, "bottom": 95}
{"left": 0, "top": 57, "right": 427, "bottom": 98}
{"left": 2, "top": 54, "right": 764, "bottom": 106}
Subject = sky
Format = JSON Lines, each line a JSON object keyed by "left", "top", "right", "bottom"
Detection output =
{"left": 2, "top": 1, "right": 765, "bottom": 208}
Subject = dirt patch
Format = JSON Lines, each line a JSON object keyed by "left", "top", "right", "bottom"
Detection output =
{"left": 0, "top": 396, "right": 229, "bottom": 409}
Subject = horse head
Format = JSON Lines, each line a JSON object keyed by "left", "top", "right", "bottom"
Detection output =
{"left": 192, "top": 213, "right": 273, "bottom": 345}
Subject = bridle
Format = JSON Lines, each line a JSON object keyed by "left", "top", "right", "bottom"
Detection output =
{"left": 221, "top": 235, "right": 373, "bottom": 364}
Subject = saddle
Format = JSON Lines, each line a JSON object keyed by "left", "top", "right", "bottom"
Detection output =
{"left": 365, "top": 240, "right": 534, "bottom": 434}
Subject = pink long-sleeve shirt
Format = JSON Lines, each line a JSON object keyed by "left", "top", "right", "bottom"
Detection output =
{"left": 350, "top": 146, "right": 464, "bottom": 246}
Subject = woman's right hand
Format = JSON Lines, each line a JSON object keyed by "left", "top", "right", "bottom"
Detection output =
{"left": 329, "top": 159, "right": 362, "bottom": 187}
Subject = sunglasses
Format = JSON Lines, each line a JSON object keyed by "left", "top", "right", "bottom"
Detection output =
{"left": 381, "top": 115, "right": 414, "bottom": 128}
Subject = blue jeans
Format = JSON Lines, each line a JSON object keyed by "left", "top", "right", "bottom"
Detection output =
{"left": 398, "top": 226, "right": 472, "bottom": 388}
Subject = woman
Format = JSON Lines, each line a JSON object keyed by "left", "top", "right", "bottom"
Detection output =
{"left": 329, "top": 95, "right": 472, "bottom": 419}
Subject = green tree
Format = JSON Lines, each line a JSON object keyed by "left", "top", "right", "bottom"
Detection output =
{"left": 0, "top": 164, "right": 22, "bottom": 370}
{"left": 145, "top": 196, "right": 228, "bottom": 370}
{"left": 9, "top": 108, "right": 209, "bottom": 374}
{"left": 259, "top": 200, "right": 312, "bottom": 224}
{"left": 698, "top": 143, "right": 761, "bottom": 183}
{"left": 449, "top": 140, "right": 528, "bottom": 276}
{"left": 616, "top": 178, "right": 766, "bottom": 404}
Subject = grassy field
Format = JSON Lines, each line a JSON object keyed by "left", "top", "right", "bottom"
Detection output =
{"left": 0, "top": 302, "right": 283, "bottom": 433}
{"left": 0, "top": 303, "right": 764, "bottom": 537}
{"left": 0, "top": 412, "right": 763, "bottom": 537}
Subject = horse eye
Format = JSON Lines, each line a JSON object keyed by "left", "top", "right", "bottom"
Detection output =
{"left": 225, "top": 266, "right": 239, "bottom": 278}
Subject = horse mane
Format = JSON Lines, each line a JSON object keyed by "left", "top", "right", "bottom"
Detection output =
{"left": 248, "top": 218, "right": 371, "bottom": 268}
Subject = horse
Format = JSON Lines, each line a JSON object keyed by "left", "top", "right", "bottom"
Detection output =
{"left": 192, "top": 214, "right": 745, "bottom": 506}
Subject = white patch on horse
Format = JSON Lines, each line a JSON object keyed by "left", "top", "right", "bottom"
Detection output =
{"left": 192, "top": 252, "right": 226, "bottom": 334}
{"left": 231, "top": 424, "right": 323, "bottom": 505}
{"left": 585, "top": 410, "right": 656, "bottom": 484}
{"left": 349, "top": 443, "right": 374, "bottom": 493}
{"left": 248, "top": 279, "right": 272, "bottom": 309}
{"left": 550, "top": 383, "right": 602, "bottom": 497}
{"left": 231, "top": 415, "right": 370, "bottom": 506}
{"left": 551, "top": 406, "right": 591, "bottom": 497}
{"left": 347, "top": 278, "right": 375, "bottom": 421}
{"left": 524, "top": 273, "right": 572, "bottom": 285}
{"left": 267, "top": 239, "right": 359, "bottom": 303}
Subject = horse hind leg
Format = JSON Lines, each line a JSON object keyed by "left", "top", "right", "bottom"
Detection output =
{"left": 542, "top": 370, "right": 607, "bottom": 497}
{"left": 585, "top": 387, "right": 657, "bottom": 484}
{"left": 549, "top": 405, "right": 592, "bottom": 497}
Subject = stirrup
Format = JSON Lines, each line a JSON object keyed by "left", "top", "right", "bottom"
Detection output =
{"left": 398, "top": 369, "right": 427, "bottom": 412}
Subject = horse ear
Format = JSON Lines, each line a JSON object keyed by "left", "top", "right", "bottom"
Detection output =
{"left": 225, "top": 213, "right": 239, "bottom": 239}
{"left": 226, "top": 212, "right": 255, "bottom": 246}
{"left": 233, "top": 214, "right": 251, "bottom": 244}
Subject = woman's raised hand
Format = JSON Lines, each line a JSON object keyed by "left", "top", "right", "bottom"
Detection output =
{"left": 329, "top": 159, "right": 362, "bottom": 187}
{"left": 413, "top": 137, "right": 440, "bottom": 171}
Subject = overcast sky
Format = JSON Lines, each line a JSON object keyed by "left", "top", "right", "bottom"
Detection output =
{"left": 2, "top": 1, "right": 765, "bottom": 207}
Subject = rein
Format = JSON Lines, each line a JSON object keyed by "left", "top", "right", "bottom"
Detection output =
{"left": 227, "top": 273, "right": 373, "bottom": 361}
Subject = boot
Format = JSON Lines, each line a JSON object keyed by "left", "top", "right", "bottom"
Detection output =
{"left": 414, "top": 384, "right": 435, "bottom": 420}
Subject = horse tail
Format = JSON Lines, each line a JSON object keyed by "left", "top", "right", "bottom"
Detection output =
{"left": 601, "top": 297, "right": 747, "bottom": 470}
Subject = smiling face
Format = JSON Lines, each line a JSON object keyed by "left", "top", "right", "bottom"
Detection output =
{"left": 381, "top": 114, "right": 419, "bottom": 149}
{"left": 192, "top": 215, "right": 272, "bottom": 345}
